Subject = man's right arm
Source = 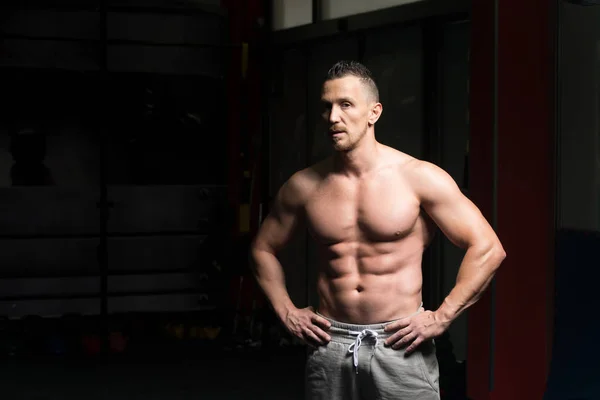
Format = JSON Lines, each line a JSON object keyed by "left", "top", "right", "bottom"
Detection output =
{"left": 250, "top": 175, "right": 304, "bottom": 321}
{"left": 250, "top": 173, "right": 331, "bottom": 346}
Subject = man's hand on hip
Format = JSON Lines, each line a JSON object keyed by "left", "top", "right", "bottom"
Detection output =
{"left": 284, "top": 306, "right": 331, "bottom": 347}
{"left": 383, "top": 310, "right": 448, "bottom": 354}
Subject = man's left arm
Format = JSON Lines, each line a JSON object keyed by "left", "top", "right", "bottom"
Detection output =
{"left": 385, "top": 161, "right": 506, "bottom": 353}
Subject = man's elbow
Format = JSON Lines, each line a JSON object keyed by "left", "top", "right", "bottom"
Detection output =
{"left": 251, "top": 237, "right": 270, "bottom": 253}
{"left": 488, "top": 241, "right": 506, "bottom": 270}
{"left": 249, "top": 241, "right": 262, "bottom": 264}
{"left": 250, "top": 239, "right": 276, "bottom": 264}
{"left": 470, "top": 238, "right": 506, "bottom": 270}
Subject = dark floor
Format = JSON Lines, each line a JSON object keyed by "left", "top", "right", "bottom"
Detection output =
{"left": 0, "top": 349, "right": 306, "bottom": 400}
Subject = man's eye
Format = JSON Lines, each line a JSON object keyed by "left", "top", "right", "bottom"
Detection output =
{"left": 342, "top": 103, "right": 351, "bottom": 108}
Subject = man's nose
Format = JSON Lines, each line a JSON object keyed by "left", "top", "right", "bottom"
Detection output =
{"left": 328, "top": 106, "right": 340, "bottom": 123}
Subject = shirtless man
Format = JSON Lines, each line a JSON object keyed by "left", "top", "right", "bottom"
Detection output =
{"left": 250, "top": 61, "right": 506, "bottom": 400}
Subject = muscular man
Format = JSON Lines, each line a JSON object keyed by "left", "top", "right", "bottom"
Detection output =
{"left": 251, "top": 61, "right": 506, "bottom": 400}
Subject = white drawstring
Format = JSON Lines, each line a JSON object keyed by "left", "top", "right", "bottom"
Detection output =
{"left": 348, "top": 329, "right": 378, "bottom": 374}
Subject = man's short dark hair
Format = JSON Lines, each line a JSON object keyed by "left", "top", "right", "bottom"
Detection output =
{"left": 326, "top": 61, "right": 379, "bottom": 102}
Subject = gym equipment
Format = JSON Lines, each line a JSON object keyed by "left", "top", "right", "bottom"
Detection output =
{"left": 164, "top": 322, "right": 185, "bottom": 340}
{"left": 189, "top": 326, "right": 221, "bottom": 340}
{"left": 79, "top": 315, "right": 102, "bottom": 357}
{"left": 107, "top": 313, "right": 129, "bottom": 355}
{"left": 40, "top": 316, "right": 68, "bottom": 356}
{"left": 109, "top": 331, "right": 128, "bottom": 354}
{"left": 47, "top": 334, "right": 67, "bottom": 356}
{"left": 44, "top": 317, "right": 68, "bottom": 356}
{"left": 81, "top": 335, "right": 102, "bottom": 356}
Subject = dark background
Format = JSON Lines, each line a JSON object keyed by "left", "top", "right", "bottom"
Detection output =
{"left": 0, "top": 0, "right": 598, "bottom": 399}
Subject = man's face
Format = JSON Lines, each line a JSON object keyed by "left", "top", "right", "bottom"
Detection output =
{"left": 321, "top": 76, "right": 380, "bottom": 152}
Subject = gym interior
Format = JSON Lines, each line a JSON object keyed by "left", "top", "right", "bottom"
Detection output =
{"left": 0, "top": 0, "right": 597, "bottom": 399}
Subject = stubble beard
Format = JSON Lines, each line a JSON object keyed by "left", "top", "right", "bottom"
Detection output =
{"left": 332, "top": 127, "right": 367, "bottom": 152}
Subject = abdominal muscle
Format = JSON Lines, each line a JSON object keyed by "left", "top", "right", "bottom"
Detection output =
{"left": 315, "top": 236, "right": 425, "bottom": 325}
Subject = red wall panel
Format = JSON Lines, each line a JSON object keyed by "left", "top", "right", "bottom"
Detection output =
{"left": 492, "top": 1, "right": 555, "bottom": 398}
{"left": 469, "top": 1, "right": 556, "bottom": 399}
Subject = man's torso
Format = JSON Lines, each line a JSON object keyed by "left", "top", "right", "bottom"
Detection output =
{"left": 299, "top": 147, "right": 434, "bottom": 324}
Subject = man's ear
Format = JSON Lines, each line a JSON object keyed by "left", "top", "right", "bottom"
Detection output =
{"left": 368, "top": 103, "right": 383, "bottom": 126}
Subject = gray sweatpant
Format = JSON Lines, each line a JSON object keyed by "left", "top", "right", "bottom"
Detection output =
{"left": 305, "top": 312, "right": 440, "bottom": 400}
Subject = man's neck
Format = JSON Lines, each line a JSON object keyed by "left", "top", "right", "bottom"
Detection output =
{"left": 334, "top": 136, "right": 380, "bottom": 177}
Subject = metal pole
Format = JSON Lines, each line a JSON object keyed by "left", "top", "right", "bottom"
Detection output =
{"left": 489, "top": 0, "right": 499, "bottom": 390}
{"left": 312, "top": 0, "right": 322, "bottom": 23}
{"left": 98, "top": 0, "right": 110, "bottom": 356}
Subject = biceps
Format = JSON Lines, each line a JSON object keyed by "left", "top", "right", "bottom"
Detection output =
{"left": 426, "top": 197, "right": 492, "bottom": 249}
{"left": 253, "top": 210, "right": 300, "bottom": 253}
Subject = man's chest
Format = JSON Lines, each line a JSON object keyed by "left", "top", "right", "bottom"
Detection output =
{"left": 304, "top": 177, "right": 421, "bottom": 243}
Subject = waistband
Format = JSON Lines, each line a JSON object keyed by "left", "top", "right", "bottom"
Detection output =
{"left": 317, "top": 303, "right": 423, "bottom": 345}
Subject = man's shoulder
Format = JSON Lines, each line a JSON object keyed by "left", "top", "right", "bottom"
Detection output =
{"left": 387, "top": 148, "right": 444, "bottom": 180}
{"left": 401, "top": 158, "right": 438, "bottom": 176}
{"left": 293, "top": 158, "right": 331, "bottom": 184}
{"left": 380, "top": 147, "right": 454, "bottom": 191}
{"left": 397, "top": 156, "right": 461, "bottom": 203}
{"left": 279, "top": 161, "right": 327, "bottom": 206}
